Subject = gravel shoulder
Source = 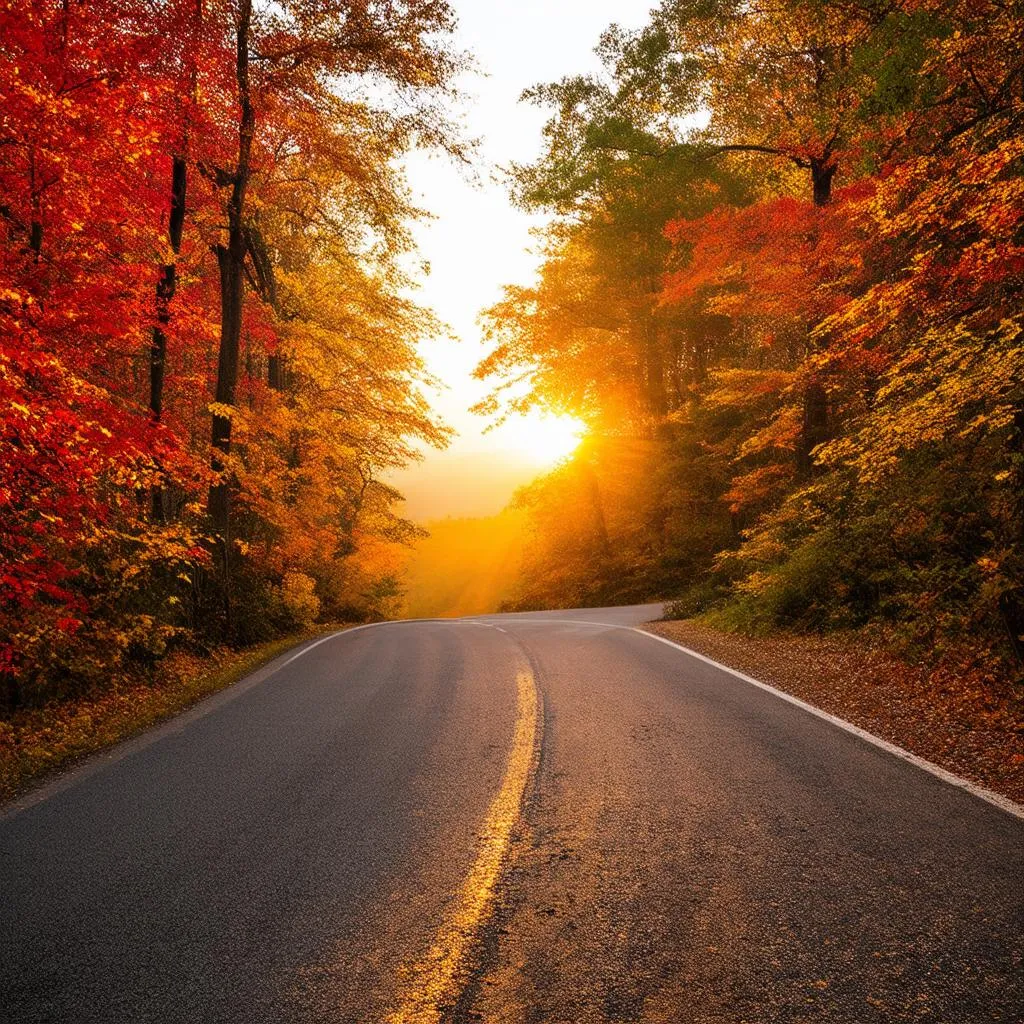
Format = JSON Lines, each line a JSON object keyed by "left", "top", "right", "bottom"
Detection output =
{"left": 642, "top": 619, "right": 1024, "bottom": 806}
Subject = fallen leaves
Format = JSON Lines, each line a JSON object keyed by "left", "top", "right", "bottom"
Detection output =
{"left": 644, "top": 619, "right": 1024, "bottom": 805}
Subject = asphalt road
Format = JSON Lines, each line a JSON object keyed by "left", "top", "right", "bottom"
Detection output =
{"left": 2, "top": 604, "right": 1022, "bottom": 1023}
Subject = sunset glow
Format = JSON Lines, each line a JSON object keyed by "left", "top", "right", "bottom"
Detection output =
{"left": 1, "top": 0, "right": 1017, "bottom": 1019}
{"left": 494, "top": 412, "right": 585, "bottom": 467}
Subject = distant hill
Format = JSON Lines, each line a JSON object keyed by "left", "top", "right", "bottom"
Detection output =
{"left": 388, "top": 449, "right": 541, "bottom": 522}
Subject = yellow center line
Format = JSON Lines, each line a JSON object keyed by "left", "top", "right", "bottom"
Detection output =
{"left": 386, "top": 667, "right": 540, "bottom": 1023}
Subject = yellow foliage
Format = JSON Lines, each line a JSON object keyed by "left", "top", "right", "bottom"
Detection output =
{"left": 280, "top": 571, "right": 321, "bottom": 625}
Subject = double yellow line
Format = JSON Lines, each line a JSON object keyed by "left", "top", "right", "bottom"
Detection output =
{"left": 386, "top": 667, "right": 540, "bottom": 1023}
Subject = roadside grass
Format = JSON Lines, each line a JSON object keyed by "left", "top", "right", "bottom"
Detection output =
{"left": 0, "top": 625, "right": 348, "bottom": 804}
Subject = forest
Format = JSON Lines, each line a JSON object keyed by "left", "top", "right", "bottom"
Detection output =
{"left": 470, "top": 0, "right": 1024, "bottom": 682}
{"left": 1, "top": 0, "right": 1022, "bottom": 731}
{"left": 1, "top": 0, "right": 463, "bottom": 715}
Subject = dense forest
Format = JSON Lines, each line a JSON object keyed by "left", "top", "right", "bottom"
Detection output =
{"left": 2, "top": 0, "right": 1023, "bottom": 721}
{"left": 475, "top": 0, "right": 1024, "bottom": 677}
{"left": 0, "top": 0, "right": 462, "bottom": 708}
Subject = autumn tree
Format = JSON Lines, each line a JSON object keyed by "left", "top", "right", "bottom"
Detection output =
{"left": 0, "top": 0, "right": 197, "bottom": 699}
{"left": 0, "top": 0, "right": 464, "bottom": 699}
{"left": 480, "top": 0, "right": 1024, "bottom": 675}
{"left": 201, "top": 0, "right": 460, "bottom": 523}
{"left": 474, "top": 23, "right": 751, "bottom": 604}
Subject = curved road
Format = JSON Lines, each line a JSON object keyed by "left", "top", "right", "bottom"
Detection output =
{"left": 2, "top": 605, "right": 1022, "bottom": 1022}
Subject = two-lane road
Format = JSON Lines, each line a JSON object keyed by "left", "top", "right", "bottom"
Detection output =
{"left": 2, "top": 605, "right": 1021, "bottom": 1022}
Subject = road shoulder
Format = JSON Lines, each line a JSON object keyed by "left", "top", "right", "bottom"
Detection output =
{"left": 642, "top": 619, "right": 1024, "bottom": 807}
{"left": 0, "top": 624, "right": 353, "bottom": 807}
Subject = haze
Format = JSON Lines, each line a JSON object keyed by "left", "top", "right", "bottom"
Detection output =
{"left": 391, "top": 0, "right": 654, "bottom": 521}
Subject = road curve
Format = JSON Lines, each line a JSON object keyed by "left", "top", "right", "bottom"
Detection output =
{"left": 2, "top": 604, "right": 1021, "bottom": 1023}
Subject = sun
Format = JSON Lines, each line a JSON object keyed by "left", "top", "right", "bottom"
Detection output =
{"left": 495, "top": 411, "right": 585, "bottom": 467}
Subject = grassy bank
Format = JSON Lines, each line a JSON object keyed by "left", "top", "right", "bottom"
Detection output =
{"left": 0, "top": 625, "right": 347, "bottom": 803}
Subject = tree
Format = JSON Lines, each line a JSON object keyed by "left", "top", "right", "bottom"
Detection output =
{"left": 0, "top": 0, "right": 464, "bottom": 700}
{"left": 191, "top": 0, "right": 462, "bottom": 628}
{"left": 479, "top": 0, "right": 1024, "bottom": 672}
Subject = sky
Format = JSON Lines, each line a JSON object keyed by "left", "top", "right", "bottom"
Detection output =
{"left": 389, "top": 0, "right": 656, "bottom": 520}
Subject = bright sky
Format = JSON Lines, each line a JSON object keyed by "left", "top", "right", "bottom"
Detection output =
{"left": 390, "top": 0, "right": 655, "bottom": 518}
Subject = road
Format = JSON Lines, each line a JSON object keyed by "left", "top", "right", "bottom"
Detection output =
{"left": 2, "top": 604, "right": 1022, "bottom": 1023}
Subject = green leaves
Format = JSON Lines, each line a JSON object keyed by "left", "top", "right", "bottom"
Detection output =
{"left": 477, "top": 0, "right": 1024, "bottom": 673}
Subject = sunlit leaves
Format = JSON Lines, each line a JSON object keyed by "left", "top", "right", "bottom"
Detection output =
{"left": 0, "top": 0, "right": 463, "bottom": 699}
{"left": 477, "top": 0, "right": 1024, "bottom": 665}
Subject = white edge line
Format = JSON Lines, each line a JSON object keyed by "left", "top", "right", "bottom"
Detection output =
{"left": 275, "top": 615, "right": 504, "bottom": 671}
{"left": 274, "top": 617, "right": 503, "bottom": 674}
{"left": 633, "top": 627, "right": 1024, "bottom": 822}
{"left": 8, "top": 614, "right": 1021, "bottom": 823}
{"left": 473, "top": 615, "right": 1023, "bottom": 821}
{"left": 1, "top": 622, "right": 383, "bottom": 817}
{"left": 2, "top": 618, "right": 507, "bottom": 818}
{"left": 274, "top": 621, "right": 379, "bottom": 671}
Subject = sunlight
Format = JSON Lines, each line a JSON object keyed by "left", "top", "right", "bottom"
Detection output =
{"left": 493, "top": 411, "right": 585, "bottom": 466}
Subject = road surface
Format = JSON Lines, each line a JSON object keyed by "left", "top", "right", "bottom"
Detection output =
{"left": 2, "top": 604, "right": 1022, "bottom": 1022}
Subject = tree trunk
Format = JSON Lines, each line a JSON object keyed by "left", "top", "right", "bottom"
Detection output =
{"left": 207, "top": 0, "right": 254, "bottom": 635}
{"left": 998, "top": 402, "right": 1024, "bottom": 668}
{"left": 669, "top": 330, "right": 683, "bottom": 408}
{"left": 149, "top": 155, "right": 187, "bottom": 521}
{"left": 28, "top": 147, "right": 42, "bottom": 259}
{"left": 267, "top": 352, "right": 284, "bottom": 390}
{"left": 644, "top": 317, "right": 667, "bottom": 418}
{"left": 4, "top": 668, "right": 19, "bottom": 711}
{"left": 208, "top": 0, "right": 254, "bottom": 541}
{"left": 811, "top": 158, "right": 836, "bottom": 208}
{"left": 797, "top": 156, "right": 837, "bottom": 473}
{"left": 29, "top": 216, "right": 42, "bottom": 258}
{"left": 692, "top": 321, "right": 711, "bottom": 386}
{"left": 209, "top": 240, "right": 245, "bottom": 534}
{"left": 581, "top": 460, "right": 611, "bottom": 557}
{"left": 151, "top": 0, "right": 202, "bottom": 521}
{"left": 797, "top": 378, "right": 830, "bottom": 474}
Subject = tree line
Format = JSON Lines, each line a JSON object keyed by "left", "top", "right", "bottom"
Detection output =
{"left": 1, "top": 0, "right": 463, "bottom": 707}
{"left": 478, "top": 0, "right": 1024, "bottom": 672}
